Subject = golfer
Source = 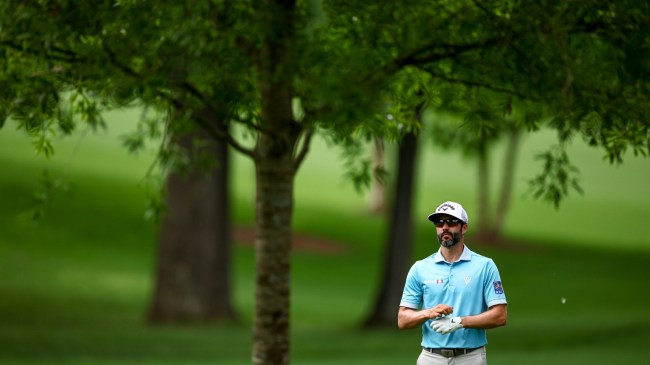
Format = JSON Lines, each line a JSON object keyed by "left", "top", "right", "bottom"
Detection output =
{"left": 398, "top": 201, "right": 507, "bottom": 365}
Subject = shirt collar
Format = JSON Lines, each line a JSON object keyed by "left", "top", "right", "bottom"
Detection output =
{"left": 433, "top": 245, "right": 472, "bottom": 263}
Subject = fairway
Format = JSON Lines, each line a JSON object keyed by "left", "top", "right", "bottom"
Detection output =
{"left": 1, "top": 109, "right": 650, "bottom": 365}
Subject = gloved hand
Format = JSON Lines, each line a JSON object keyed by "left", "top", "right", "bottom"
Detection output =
{"left": 430, "top": 316, "right": 463, "bottom": 334}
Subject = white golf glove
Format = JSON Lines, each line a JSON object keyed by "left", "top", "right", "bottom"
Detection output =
{"left": 430, "top": 316, "right": 463, "bottom": 334}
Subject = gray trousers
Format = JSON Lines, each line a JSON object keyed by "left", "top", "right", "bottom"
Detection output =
{"left": 416, "top": 347, "right": 487, "bottom": 365}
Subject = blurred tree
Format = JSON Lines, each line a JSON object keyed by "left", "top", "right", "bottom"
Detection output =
{"left": 493, "top": 126, "right": 521, "bottom": 239}
{"left": 0, "top": 2, "right": 240, "bottom": 324}
{"left": 360, "top": 67, "right": 432, "bottom": 327}
{"left": 363, "top": 116, "right": 423, "bottom": 328}
{"left": 377, "top": 0, "right": 650, "bottom": 205}
{"left": 429, "top": 89, "right": 537, "bottom": 243}
{"left": 148, "top": 108, "right": 237, "bottom": 323}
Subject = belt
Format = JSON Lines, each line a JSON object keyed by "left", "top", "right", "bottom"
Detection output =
{"left": 422, "top": 347, "right": 482, "bottom": 357}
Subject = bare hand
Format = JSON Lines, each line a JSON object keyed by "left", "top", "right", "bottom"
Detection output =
{"left": 427, "top": 304, "right": 453, "bottom": 319}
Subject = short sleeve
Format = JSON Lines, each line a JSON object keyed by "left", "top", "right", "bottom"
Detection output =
{"left": 400, "top": 264, "right": 423, "bottom": 309}
{"left": 484, "top": 259, "right": 508, "bottom": 307}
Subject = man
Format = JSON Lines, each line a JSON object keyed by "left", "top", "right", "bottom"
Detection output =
{"left": 398, "top": 201, "right": 507, "bottom": 365}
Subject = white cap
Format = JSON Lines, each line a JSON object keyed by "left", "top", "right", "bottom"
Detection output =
{"left": 427, "top": 201, "right": 468, "bottom": 223}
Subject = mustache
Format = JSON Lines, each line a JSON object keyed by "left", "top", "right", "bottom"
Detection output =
{"left": 437, "top": 230, "right": 460, "bottom": 240}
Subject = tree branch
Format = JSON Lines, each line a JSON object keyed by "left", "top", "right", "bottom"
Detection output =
{"left": 417, "top": 65, "right": 539, "bottom": 102}
{"left": 103, "top": 43, "right": 143, "bottom": 79}
{"left": 2, "top": 40, "right": 84, "bottom": 63}
{"left": 102, "top": 43, "right": 257, "bottom": 157}
{"left": 379, "top": 34, "right": 513, "bottom": 79}
{"left": 470, "top": 0, "right": 503, "bottom": 23}
{"left": 293, "top": 127, "right": 313, "bottom": 170}
{"left": 179, "top": 80, "right": 273, "bottom": 136}
{"left": 168, "top": 95, "right": 256, "bottom": 158}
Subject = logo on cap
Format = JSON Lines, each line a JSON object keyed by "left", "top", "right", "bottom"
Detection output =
{"left": 438, "top": 203, "right": 455, "bottom": 212}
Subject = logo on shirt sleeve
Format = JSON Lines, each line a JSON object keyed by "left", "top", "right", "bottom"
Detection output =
{"left": 493, "top": 281, "right": 504, "bottom": 294}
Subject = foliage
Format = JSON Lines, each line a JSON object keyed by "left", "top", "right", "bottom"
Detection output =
{"left": 2, "top": 0, "right": 649, "bottom": 192}
{"left": 29, "top": 169, "right": 74, "bottom": 222}
{"left": 527, "top": 144, "right": 584, "bottom": 209}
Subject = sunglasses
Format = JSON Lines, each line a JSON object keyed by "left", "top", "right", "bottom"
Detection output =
{"left": 433, "top": 219, "right": 462, "bottom": 228}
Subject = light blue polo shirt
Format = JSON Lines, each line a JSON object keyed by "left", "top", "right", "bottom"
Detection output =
{"left": 400, "top": 245, "right": 507, "bottom": 349}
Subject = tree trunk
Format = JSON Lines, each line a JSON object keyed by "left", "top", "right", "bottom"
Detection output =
{"left": 475, "top": 139, "right": 492, "bottom": 241}
{"left": 363, "top": 130, "right": 419, "bottom": 327}
{"left": 252, "top": 87, "right": 301, "bottom": 365}
{"left": 253, "top": 151, "right": 295, "bottom": 365}
{"left": 368, "top": 137, "right": 386, "bottom": 214}
{"left": 492, "top": 129, "right": 520, "bottom": 240}
{"left": 252, "top": 2, "right": 300, "bottom": 363}
{"left": 148, "top": 112, "right": 237, "bottom": 323}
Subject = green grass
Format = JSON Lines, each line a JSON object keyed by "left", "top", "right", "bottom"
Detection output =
{"left": 1, "top": 110, "right": 650, "bottom": 365}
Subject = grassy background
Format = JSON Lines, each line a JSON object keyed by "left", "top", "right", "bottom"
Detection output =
{"left": 1, "top": 108, "right": 649, "bottom": 365}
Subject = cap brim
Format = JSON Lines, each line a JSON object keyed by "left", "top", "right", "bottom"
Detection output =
{"left": 427, "top": 212, "right": 465, "bottom": 223}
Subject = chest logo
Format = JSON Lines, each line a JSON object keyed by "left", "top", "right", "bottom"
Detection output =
{"left": 436, "top": 279, "right": 444, "bottom": 284}
{"left": 464, "top": 276, "right": 472, "bottom": 285}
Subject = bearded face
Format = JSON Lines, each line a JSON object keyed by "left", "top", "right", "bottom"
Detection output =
{"left": 437, "top": 230, "right": 463, "bottom": 247}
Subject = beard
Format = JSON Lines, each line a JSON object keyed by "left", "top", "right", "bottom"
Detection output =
{"left": 437, "top": 231, "right": 462, "bottom": 247}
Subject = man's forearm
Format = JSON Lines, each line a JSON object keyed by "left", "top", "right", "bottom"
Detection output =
{"left": 397, "top": 305, "right": 453, "bottom": 330}
{"left": 398, "top": 308, "right": 431, "bottom": 329}
{"left": 457, "top": 304, "right": 507, "bottom": 329}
